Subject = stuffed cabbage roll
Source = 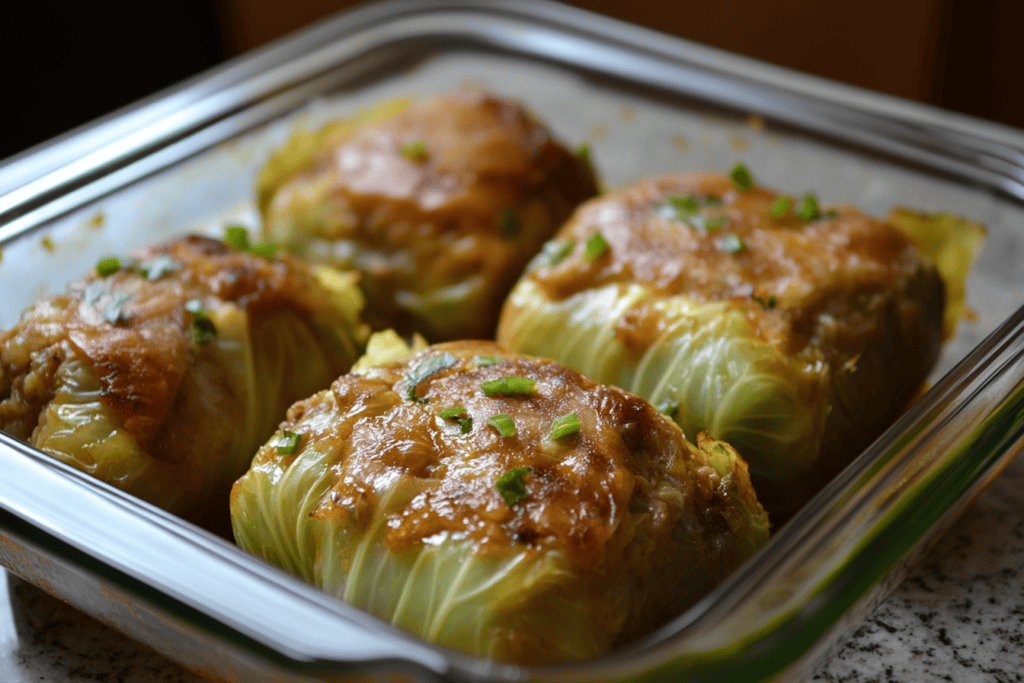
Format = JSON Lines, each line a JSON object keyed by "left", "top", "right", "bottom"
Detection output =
{"left": 258, "top": 91, "right": 598, "bottom": 341}
{"left": 230, "top": 337, "right": 769, "bottom": 664}
{"left": 497, "top": 170, "right": 982, "bottom": 515}
{"left": 0, "top": 234, "right": 368, "bottom": 522}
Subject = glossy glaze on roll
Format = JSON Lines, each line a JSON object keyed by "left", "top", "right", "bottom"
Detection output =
{"left": 0, "top": 234, "right": 367, "bottom": 521}
{"left": 259, "top": 91, "right": 598, "bottom": 341}
{"left": 498, "top": 171, "right": 956, "bottom": 514}
{"left": 230, "top": 338, "right": 769, "bottom": 664}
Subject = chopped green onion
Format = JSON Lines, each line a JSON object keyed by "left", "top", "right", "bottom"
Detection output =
{"left": 541, "top": 239, "right": 575, "bottom": 267}
{"left": 185, "top": 299, "right": 217, "bottom": 344}
{"left": 224, "top": 225, "right": 250, "bottom": 251}
{"left": 660, "top": 194, "right": 725, "bottom": 223}
{"left": 729, "top": 164, "right": 755, "bottom": 191}
{"left": 498, "top": 206, "right": 521, "bottom": 238}
{"left": 480, "top": 377, "right": 537, "bottom": 396}
{"left": 769, "top": 196, "right": 791, "bottom": 218}
{"left": 102, "top": 292, "right": 130, "bottom": 324}
{"left": 656, "top": 399, "right": 680, "bottom": 418}
{"left": 139, "top": 255, "right": 180, "bottom": 281}
{"left": 249, "top": 242, "right": 280, "bottom": 259}
{"left": 691, "top": 215, "right": 729, "bottom": 233}
{"left": 487, "top": 414, "right": 518, "bottom": 438}
{"left": 439, "top": 406, "right": 472, "bottom": 434}
{"left": 584, "top": 232, "right": 609, "bottom": 261}
{"left": 495, "top": 467, "right": 531, "bottom": 506}
{"left": 95, "top": 256, "right": 121, "bottom": 277}
{"left": 576, "top": 142, "right": 591, "bottom": 163}
{"left": 706, "top": 215, "right": 729, "bottom": 232}
{"left": 405, "top": 352, "right": 459, "bottom": 402}
{"left": 191, "top": 319, "right": 216, "bottom": 344}
{"left": 716, "top": 233, "right": 747, "bottom": 254}
{"left": 276, "top": 429, "right": 301, "bottom": 455}
{"left": 550, "top": 412, "right": 581, "bottom": 439}
{"left": 399, "top": 140, "right": 428, "bottom": 161}
{"left": 472, "top": 355, "right": 502, "bottom": 368}
{"left": 796, "top": 195, "right": 820, "bottom": 221}
{"left": 669, "top": 194, "right": 700, "bottom": 214}
{"left": 753, "top": 294, "right": 778, "bottom": 309}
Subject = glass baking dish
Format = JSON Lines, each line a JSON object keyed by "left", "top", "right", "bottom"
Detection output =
{"left": 2, "top": 1, "right": 1024, "bottom": 680}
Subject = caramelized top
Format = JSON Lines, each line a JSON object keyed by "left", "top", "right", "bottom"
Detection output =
{"left": 276, "top": 341, "right": 701, "bottom": 567}
{"left": 269, "top": 91, "right": 595, "bottom": 241}
{"left": 263, "top": 91, "right": 598, "bottom": 339}
{"left": 529, "top": 173, "right": 930, "bottom": 354}
{"left": 0, "top": 235, "right": 336, "bottom": 447}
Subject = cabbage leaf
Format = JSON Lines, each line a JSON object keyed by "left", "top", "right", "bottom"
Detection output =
{"left": 498, "top": 280, "right": 829, "bottom": 508}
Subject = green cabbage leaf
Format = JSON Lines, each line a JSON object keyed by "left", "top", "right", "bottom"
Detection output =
{"left": 498, "top": 280, "right": 830, "bottom": 508}
{"left": 232, "top": 427, "right": 601, "bottom": 662}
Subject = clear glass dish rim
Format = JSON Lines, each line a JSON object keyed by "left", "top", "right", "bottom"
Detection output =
{"left": 1, "top": 1, "right": 1023, "bottom": 681}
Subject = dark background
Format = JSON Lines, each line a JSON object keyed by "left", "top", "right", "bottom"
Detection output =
{"left": 1, "top": 0, "right": 1020, "bottom": 162}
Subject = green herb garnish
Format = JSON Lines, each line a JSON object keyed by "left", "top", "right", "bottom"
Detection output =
{"left": 753, "top": 294, "right": 778, "bottom": 309}
{"left": 660, "top": 194, "right": 725, "bottom": 224}
{"left": 550, "top": 412, "right": 581, "bottom": 439}
{"left": 669, "top": 194, "right": 700, "bottom": 214}
{"left": 439, "top": 406, "right": 473, "bottom": 434}
{"left": 249, "top": 242, "right": 280, "bottom": 259}
{"left": 729, "top": 164, "right": 755, "bottom": 191}
{"left": 185, "top": 299, "right": 217, "bottom": 344}
{"left": 399, "top": 140, "right": 428, "bottom": 161}
{"left": 487, "top": 414, "right": 518, "bottom": 439}
{"left": 276, "top": 429, "right": 302, "bottom": 455}
{"left": 796, "top": 195, "right": 820, "bottom": 221}
{"left": 656, "top": 399, "right": 680, "bottom": 418}
{"left": 224, "top": 225, "right": 251, "bottom": 251}
{"left": 584, "top": 232, "right": 609, "bottom": 261}
{"left": 769, "top": 196, "right": 791, "bottom": 218}
{"left": 480, "top": 377, "right": 537, "bottom": 397}
{"left": 716, "top": 233, "right": 747, "bottom": 254}
{"left": 139, "top": 255, "right": 180, "bottom": 281}
{"left": 190, "top": 318, "right": 216, "bottom": 344}
{"left": 95, "top": 256, "right": 121, "bottom": 278}
{"left": 541, "top": 239, "right": 575, "bottom": 267}
{"left": 405, "top": 352, "right": 459, "bottom": 402}
{"left": 691, "top": 215, "right": 729, "bottom": 233}
{"left": 576, "top": 142, "right": 591, "bottom": 163}
{"left": 496, "top": 466, "right": 531, "bottom": 505}
{"left": 472, "top": 355, "right": 502, "bottom": 368}
{"left": 439, "top": 407, "right": 467, "bottom": 419}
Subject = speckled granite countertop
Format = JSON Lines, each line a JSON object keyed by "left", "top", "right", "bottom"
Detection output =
{"left": 1, "top": 455, "right": 1022, "bottom": 682}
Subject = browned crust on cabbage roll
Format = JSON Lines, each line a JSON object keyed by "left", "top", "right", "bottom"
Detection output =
{"left": 0, "top": 235, "right": 363, "bottom": 520}
{"left": 252, "top": 340, "right": 767, "bottom": 653}
{"left": 514, "top": 172, "right": 945, "bottom": 510}
{"left": 261, "top": 91, "right": 598, "bottom": 341}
